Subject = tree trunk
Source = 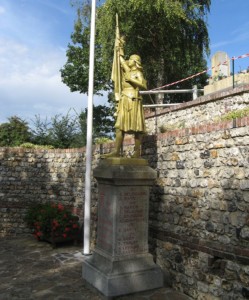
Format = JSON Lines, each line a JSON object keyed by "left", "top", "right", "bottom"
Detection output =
{"left": 155, "top": 55, "right": 165, "bottom": 104}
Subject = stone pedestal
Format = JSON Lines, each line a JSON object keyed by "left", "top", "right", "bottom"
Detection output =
{"left": 82, "top": 158, "right": 163, "bottom": 297}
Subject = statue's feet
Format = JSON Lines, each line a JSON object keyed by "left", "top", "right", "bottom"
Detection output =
{"left": 101, "top": 151, "right": 120, "bottom": 158}
{"left": 131, "top": 150, "right": 140, "bottom": 158}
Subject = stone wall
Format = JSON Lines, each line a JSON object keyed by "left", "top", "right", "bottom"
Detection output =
{"left": 141, "top": 85, "right": 249, "bottom": 299}
{"left": 144, "top": 119, "right": 249, "bottom": 299}
{"left": 0, "top": 147, "right": 99, "bottom": 241}
{"left": 145, "top": 84, "right": 249, "bottom": 134}
{"left": 1, "top": 86, "right": 249, "bottom": 299}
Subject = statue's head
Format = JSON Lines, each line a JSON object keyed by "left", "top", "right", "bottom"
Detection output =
{"left": 129, "top": 54, "right": 142, "bottom": 70}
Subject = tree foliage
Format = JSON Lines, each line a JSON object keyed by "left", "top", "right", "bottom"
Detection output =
{"left": 61, "top": 0, "right": 211, "bottom": 103}
{"left": 77, "top": 105, "right": 114, "bottom": 145}
{"left": 91, "top": 104, "right": 114, "bottom": 139}
{"left": 0, "top": 106, "right": 114, "bottom": 149}
{"left": 31, "top": 115, "right": 53, "bottom": 146}
{"left": 61, "top": 4, "right": 109, "bottom": 95}
{"left": 31, "top": 107, "right": 114, "bottom": 148}
{"left": 0, "top": 116, "right": 32, "bottom": 147}
{"left": 31, "top": 112, "right": 84, "bottom": 148}
{"left": 49, "top": 112, "right": 80, "bottom": 148}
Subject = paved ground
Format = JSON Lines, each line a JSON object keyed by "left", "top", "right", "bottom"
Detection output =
{"left": 0, "top": 236, "right": 192, "bottom": 300}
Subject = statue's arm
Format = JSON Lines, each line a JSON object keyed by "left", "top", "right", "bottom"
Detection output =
{"left": 125, "top": 71, "right": 147, "bottom": 90}
{"left": 120, "top": 56, "right": 130, "bottom": 73}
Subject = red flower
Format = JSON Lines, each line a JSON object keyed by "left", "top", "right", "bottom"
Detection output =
{"left": 26, "top": 202, "right": 80, "bottom": 242}
{"left": 52, "top": 219, "right": 59, "bottom": 226}
{"left": 58, "top": 204, "right": 64, "bottom": 211}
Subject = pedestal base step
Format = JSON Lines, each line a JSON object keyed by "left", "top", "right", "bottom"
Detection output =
{"left": 82, "top": 253, "right": 163, "bottom": 297}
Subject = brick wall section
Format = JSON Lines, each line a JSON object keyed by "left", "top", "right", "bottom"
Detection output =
{"left": 1, "top": 86, "right": 249, "bottom": 299}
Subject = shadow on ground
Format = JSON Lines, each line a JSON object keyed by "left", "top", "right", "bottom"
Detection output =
{"left": 0, "top": 236, "right": 192, "bottom": 300}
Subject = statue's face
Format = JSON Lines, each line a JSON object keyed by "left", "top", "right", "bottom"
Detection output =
{"left": 128, "top": 58, "right": 136, "bottom": 67}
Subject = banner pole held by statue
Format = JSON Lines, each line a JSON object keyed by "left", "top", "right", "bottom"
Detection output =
{"left": 111, "top": 14, "right": 124, "bottom": 110}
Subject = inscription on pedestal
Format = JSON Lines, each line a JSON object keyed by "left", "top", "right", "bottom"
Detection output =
{"left": 97, "top": 185, "right": 113, "bottom": 253}
{"left": 116, "top": 187, "right": 148, "bottom": 256}
{"left": 96, "top": 185, "right": 149, "bottom": 257}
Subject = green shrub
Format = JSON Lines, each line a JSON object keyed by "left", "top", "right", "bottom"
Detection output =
{"left": 94, "top": 137, "right": 113, "bottom": 144}
{"left": 159, "top": 121, "right": 186, "bottom": 133}
{"left": 20, "top": 143, "right": 54, "bottom": 149}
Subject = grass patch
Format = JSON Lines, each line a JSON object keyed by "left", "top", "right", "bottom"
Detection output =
{"left": 220, "top": 107, "right": 249, "bottom": 121}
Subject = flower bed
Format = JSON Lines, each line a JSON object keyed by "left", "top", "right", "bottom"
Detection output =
{"left": 25, "top": 202, "right": 81, "bottom": 248}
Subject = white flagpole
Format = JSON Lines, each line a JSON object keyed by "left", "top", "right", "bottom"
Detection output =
{"left": 84, "top": 0, "right": 96, "bottom": 255}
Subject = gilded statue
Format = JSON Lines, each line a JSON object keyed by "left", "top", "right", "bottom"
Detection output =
{"left": 105, "top": 15, "right": 147, "bottom": 158}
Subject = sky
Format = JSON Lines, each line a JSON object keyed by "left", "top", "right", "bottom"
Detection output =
{"left": 208, "top": 0, "right": 249, "bottom": 74}
{"left": 0, "top": 0, "right": 249, "bottom": 125}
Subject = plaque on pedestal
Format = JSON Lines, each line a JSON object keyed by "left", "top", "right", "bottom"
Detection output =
{"left": 82, "top": 158, "right": 163, "bottom": 297}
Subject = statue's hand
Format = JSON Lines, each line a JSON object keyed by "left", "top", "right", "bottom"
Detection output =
{"left": 124, "top": 72, "right": 131, "bottom": 81}
{"left": 116, "top": 45, "right": 123, "bottom": 52}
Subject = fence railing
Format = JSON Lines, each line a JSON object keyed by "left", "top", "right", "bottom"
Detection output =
{"left": 140, "top": 85, "right": 204, "bottom": 108}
